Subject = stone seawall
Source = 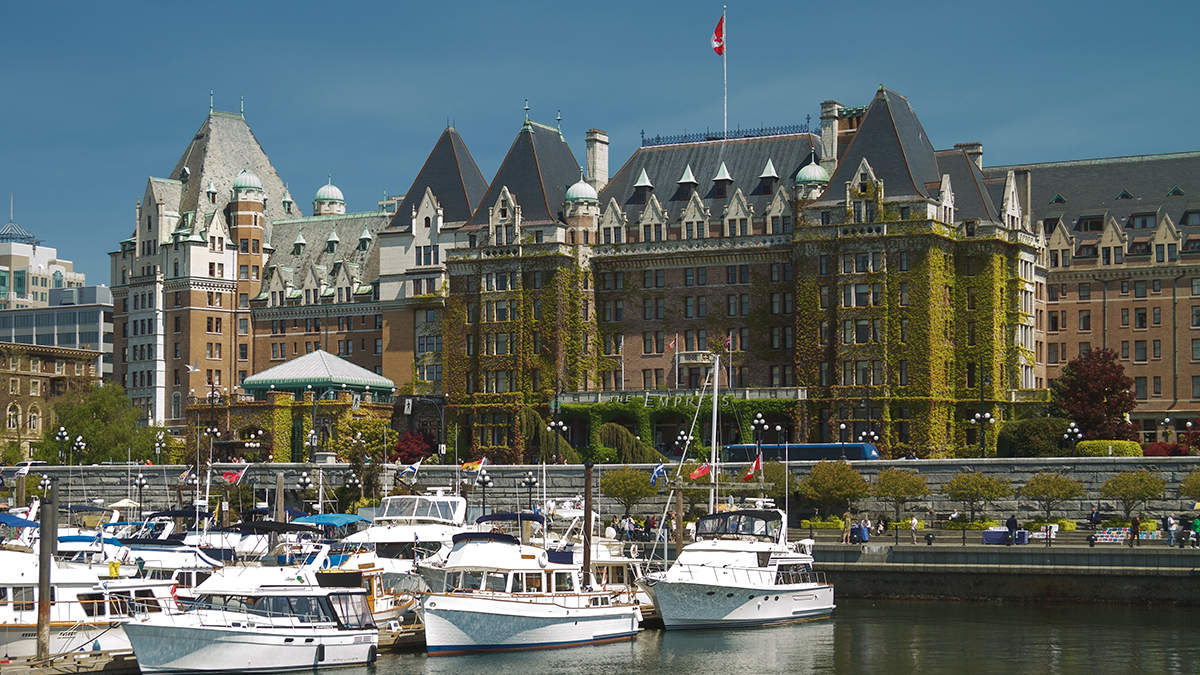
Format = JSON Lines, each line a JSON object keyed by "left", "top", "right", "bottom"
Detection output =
{"left": 7, "top": 457, "right": 1200, "bottom": 523}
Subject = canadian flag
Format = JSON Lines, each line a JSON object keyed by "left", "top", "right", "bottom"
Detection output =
{"left": 711, "top": 16, "right": 725, "bottom": 55}
{"left": 741, "top": 455, "right": 762, "bottom": 482}
{"left": 668, "top": 336, "right": 677, "bottom": 351}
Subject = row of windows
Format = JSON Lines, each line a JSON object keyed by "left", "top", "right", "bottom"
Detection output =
{"left": 818, "top": 251, "right": 911, "bottom": 275}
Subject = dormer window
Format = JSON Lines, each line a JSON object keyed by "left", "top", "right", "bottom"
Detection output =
{"left": 1079, "top": 218, "right": 1103, "bottom": 232}
{"left": 293, "top": 243, "right": 303, "bottom": 255}
{"left": 327, "top": 241, "right": 336, "bottom": 254}
{"left": 635, "top": 186, "right": 649, "bottom": 204}
{"left": 359, "top": 238, "right": 369, "bottom": 252}
{"left": 1186, "top": 212, "right": 1200, "bottom": 226}
{"left": 1131, "top": 215, "right": 1155, "bottom": 229}
{"left": 859, "top": 173, "right": 869, "bottom": 192}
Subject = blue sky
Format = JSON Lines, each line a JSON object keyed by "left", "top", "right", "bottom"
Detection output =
{"left": 2, "top": 1, "right": 1198, "bottom": 282}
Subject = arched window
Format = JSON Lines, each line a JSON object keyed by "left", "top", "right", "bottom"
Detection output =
{"left": 7, "top": 404, "right": 19, "bottom": 430}
{"left": 424, "top": 216, "right": 431, "bottom": 228}
{"left": 27, "top": 407, "right": 38, "bottom": 432}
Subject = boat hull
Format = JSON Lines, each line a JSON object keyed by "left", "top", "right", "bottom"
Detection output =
{"left": 0, "top": 622, "right": 131, "bottom": 658}
{"left": 422, "top": 593, "right": 640, "bottom": 655}
{"left": 123, "top": 621, "right": 377, "bottom": 673}
{"left": 639, "top": 578, "right": 834, "bottom": 630}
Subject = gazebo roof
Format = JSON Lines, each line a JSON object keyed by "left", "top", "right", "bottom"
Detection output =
{"left": 242, "top": 349, "right": 394, "bottom": 392}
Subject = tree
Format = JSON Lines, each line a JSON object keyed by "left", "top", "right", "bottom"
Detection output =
{"left": 389, "top": 429, "right": 433, "bottom": 465}
{"left": 1050, "top": 348, "right": 1138, "bottom": 441}
{"left": 871, "top": 467, "right": 930, "bottom": 524}
{"left": 995, "top": 418, "right": 1071, "bottom": 458}
{"left": 599, "top": 466, "right": 659, "bottom": 515}
{"left": 32, "top": 384, "right": 160, "bottom": 464}
{"left": 941, "top": 471, "right": 1013, "bottom": 522}
{"left": 796, "top": 461, "right": 869, "bottom": 516}
{"left": 1101, "top": 469, "right": 1166, "bottom": 519}
{"left": 762, "top": 461, "right": 798, "bottom": 506}
{"left": 1180, "top": 469, "right": 1200, "bottom": 502}
{"left": 1021, "top": 472, "right": 1085, "bottom": 522}
{"left": 598, "top": 423, "right": 662, "bottom": 464}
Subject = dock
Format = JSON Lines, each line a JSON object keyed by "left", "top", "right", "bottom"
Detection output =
{"left": 0, "top": 650, "right": 139, "bottom": 675}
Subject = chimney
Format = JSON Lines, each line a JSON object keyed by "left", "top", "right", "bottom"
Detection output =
{"left": 955, "top": 142, "right": 983, "bottom": 170}
{"left": 586, "top": 129, "right": 609, "bottom": 192}
{"left": 819, "top": 101, "right": 842, "bottom": 175}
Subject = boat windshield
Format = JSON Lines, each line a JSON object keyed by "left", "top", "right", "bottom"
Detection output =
{"left": 695, "top": 511, "right": 781, "bottom": 542}
{"left": 377, "top": 496, "right": 459, "bottom": 522}
{"left": 195, "top": 594, "right": 336, "bottom": 623}
{"left": 328, "top": 592, "right": 374, "bottom": 630}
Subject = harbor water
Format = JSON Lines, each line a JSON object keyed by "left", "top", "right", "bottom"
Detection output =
{"left": 338, "top": 599, "right": 1197, "bottom": 675}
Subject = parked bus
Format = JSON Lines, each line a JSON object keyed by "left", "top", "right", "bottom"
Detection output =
{"left": 722, "top": 443, "right": 880, "bottom": 462}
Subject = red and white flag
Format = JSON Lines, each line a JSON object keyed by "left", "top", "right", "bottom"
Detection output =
{"left": 690, "top": 463, "right": 712, "bottom": 480}
{"left": 223, "top": 467, "right": 248, "bottom": 485}
{"left": 668, "top": 336, "right": 677, "bottom": 351}
{"left": 741, "top": 455, "right": 762, "bottom": 482}
{"left": 711, "top": 16, "right": 725, "bottom": 55}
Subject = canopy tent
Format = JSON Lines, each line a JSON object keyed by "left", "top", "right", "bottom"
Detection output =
{"left": 292, "top": 513, "right": 367, "bottom": 527}
{"left": 108, "top": 498, "right": 141, "bottom": 509}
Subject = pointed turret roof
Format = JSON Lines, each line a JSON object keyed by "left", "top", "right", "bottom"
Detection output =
{"left": 759, "top": 159, "right": 778, "bottom": 180}
{"left": 678, "top": 164, "right": 697, "bottom": 184}
{"left": 634, "top": 168, "right": 654, "bottom": 189}
{"left": 389, "top": 127, "right": 488, "bottom": 229}
{"left": 466, "top": 119, "right": 581, "bottom": 228}
{"left": 824, "top": 87, "right": 940, "bottom": 200}
{"left": 713, "top": 161, "right": 733, "bottom": 182}
{"left": 0, "top": 196, "right": 35, "bottom": 244}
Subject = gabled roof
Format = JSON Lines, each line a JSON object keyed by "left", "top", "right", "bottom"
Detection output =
{"left": 388, "top": 127, "right": 487, "bottom": 230}
{"left": 934, "top": 148, "right": 1001, "bottom": 223}
{"left": 166, "top": 110, "right": 291, "bottom": 242}
{"left": 242, "top": 349, "right": 394, "bottom": 392}
{"left": 268, "top": 211, "right": 389, "bottom": 291}
{"left": 983, "top": 151, "right": 1200, "bottom": 242}
{"left": 465, "top": 120, "right": 581, "bottom": 228}
{"left": 599, "top": 133, "right": 820, "bottom": 223}
{"left": 823, "top": 88, "right": 940, "bottom": 201}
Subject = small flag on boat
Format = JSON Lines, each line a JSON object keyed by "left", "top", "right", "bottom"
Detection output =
{"left": 177, "top": 466, "right": 192, "bottom": 483}
{"left": 462, "top": 457, "right": 487, "bottom": 473}
{"left": 690, "top": 463, "right": 711, "bottom": 480}
{"left": 222, "top": 467, "right": 248, "bottom": 484}
{"left": 650, "top": 461, "right": 667, "bottom": 486}
{"left": 742, "top": 455, "right": 762, "bottom": 482}
{"left": 400, "top": 458, "right": 422, "bottom": 484}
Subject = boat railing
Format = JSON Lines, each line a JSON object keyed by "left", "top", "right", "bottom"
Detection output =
{"left": 433, "top": 589, "right": 633, "bottom": 609}
{"left": 158, "top": 599, "right": 337, "bottom": 629}
{"left": 669, "top": 563, "right": 828, "bottom": 587}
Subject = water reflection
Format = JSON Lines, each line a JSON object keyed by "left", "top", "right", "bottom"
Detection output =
{"left": 333, "top": 599, "right": 1200, "bottom": 675}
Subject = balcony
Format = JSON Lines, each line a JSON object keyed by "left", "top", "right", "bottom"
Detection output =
{"left": 559, "top": 387, "right": 806, "bottom": 405}
{"left": 594, "top": 234, "right": 790, "bottom": 258}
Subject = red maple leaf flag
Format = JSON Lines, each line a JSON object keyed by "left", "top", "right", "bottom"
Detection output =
{"left": 668, "top": 336, "right": 677, "bottom": 351}
{"left": 741, "top": 455, "right": 762, "bottom": 482}
{"left": 711, "top": 16, "right": 725, "bottom": 55}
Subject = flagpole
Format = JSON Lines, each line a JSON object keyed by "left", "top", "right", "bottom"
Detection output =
{"left": 722, "top": 6, "right": 727, "bottom": 137}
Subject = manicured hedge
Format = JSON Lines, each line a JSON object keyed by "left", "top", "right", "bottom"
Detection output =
{"left": 1075, "top": 440, "right": 1142, "bottom": 457}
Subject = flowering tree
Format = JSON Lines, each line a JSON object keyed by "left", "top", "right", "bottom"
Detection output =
{"left": 1050, "top": 348, "right": 1137, "bottom": 441}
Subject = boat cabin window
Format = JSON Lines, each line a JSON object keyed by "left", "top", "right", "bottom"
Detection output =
{"left": 195, "top": 571, "right": 212, "bottom": 586}
{"left": 515, "top": 572, "right": 542, "bottom": 593}
{"left": 757, "top": 552, "right": 772, "bottom": 568}
{"left": 597, "top": 565, "right": 625, "bottom": 585}
{"left": 268, "top": 596, "right": 294, "bottom": 616}
{"left": 775, "top": 563, "right": 814, "bottom": 585}
{"left": 695, "top": 512, "right": 781, "bottom": 542}
{"left": 378, "top": 496, "right": 459, "bottom": 522}
{"left": 553, "top": 572, "right": 574, "bottom": 593}
{"left": 79, "top": 592, "right": 106, "bottom": 617}
{"left": 454, "top": 571, "right": 484, "bottom": 591}
{"left": 134, "top": 589, "right": 163, "bottom": 612}
{"left": 484, "top": 572, "right": 506, "bottom": 592}
{"left": 109, "top": 592, "right": 132, "bottom": 616}
{"left": 13, "top": 586, "right": 34, "bottom": 611}
{"left": 328, "top": 593, "right": 373, "bottom": 630}
{"left": 376, "top": 542, "right": 416, "bottom": 559}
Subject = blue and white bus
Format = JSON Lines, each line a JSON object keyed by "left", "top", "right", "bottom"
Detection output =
{"left": 722, "top": 443, "right": 880, "bottom": 462}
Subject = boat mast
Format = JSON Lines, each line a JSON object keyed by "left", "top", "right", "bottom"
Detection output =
{"left": 709, "top": 354, "right": 719, "bottom": 514}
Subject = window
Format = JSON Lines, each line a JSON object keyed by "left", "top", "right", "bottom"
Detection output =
{"left": 1135, "top": 376, "right": 1147, "bottom": 400}
{"left": 1134, "top": 340, "right": 1146, "bottom": 362}
{"left": 899, "top": 360, "right": 909, "bottom": 386}
{"left": 1121, "top": 308, "right": 1129, "bottom": 327}
{"left": 1135, "top": 281, "right": 1147, "bottom": 298}
{"left": 1079, "top": 310, "right": 1091, "bottom": 331}
{"left": 1135, "top": 308, "right": 1147, "bottom": 329}
{"left": 1121, "top": 341, "right": 1130, "bottom": 359}
{"left": 1154, "top": 340, "right": 1161, "bottom": 359}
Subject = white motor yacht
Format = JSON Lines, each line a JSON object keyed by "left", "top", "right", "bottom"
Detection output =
{"left": 637, "top": 508, "right": 834, "bottom": 630}
{"left": 421, "top": 532, "right": 641, "bottom": 655}
{"left": 338, "top": 491, "right": 467, "bottom": 590}
{"left": 123, "top": 568, "right": 378, "bottom": 673}
{"left": 0, "top": 548, "right": 175, "bottom": 658}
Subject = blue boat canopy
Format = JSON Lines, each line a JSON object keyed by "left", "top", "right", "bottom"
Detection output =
{"left": 292, "top": 513, "right": 367, "bottom": 527}
{"left": 0, "top": 513, "right": 38, "bottom": 528}
{"left": 475, "top": 512, "right": 545, "bottom": 525}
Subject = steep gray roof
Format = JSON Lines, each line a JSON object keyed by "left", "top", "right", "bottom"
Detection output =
{"left": 823, "top": 88, "right": 940, "bottom": 201}
{"left": 166, "top": 110, "right": 292, "bottom": 242}
{"left": 934, "top": 148, "right": 1001, "bottom": 223}
{"left": 465, "top": 120, "right": 580, "bottom": 228}
{"left": 243, "top": 349, "right": 394, "bottom": 391}
{"left": 265, "top": 211, "right": 389, "bottom": 292}
{"left": 984, "top": 151, "right": 1200, "bottom": 241}
{"left": 388, "top": 127, "right": 487, "bottom": 230}
{"left": 600, "top": 133, "right": 821, "bottom": 222}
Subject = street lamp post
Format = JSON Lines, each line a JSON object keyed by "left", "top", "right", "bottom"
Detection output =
{"left": 154, "top": 432, "right": 165, "bottom": 466}
{"left": 73, "top": 436, "right": 86, "bottom": 466}
{"left": 521, "top": 471, "right": 538, "bottom": 511}
{"left": 348, "top": 473, "right": 363, "bottom": 501}
{"left": 675, "top": 430, "right": 693, "bottom": 459}
{"left": 55, "top": 427, "right": 68, "bottom": 464}
{"left": 750, "top": 413, "right": 769, "bottom": 460}
{"left": 969, "top": 412, "right": 995, "bottom": 457}
{"left": 1064, "top": 422, "right": 1083, "bottom": 456}
{"left": 1187, "top": 421, "right": 1195, "bottom": 455}
{"left": 547, "top": 419, "right": 567, "bottom": 465}
{"left": 838, "top": 423, "right": 848, "bottom": 460}
{"left": 244, "top": 430, "right": 262, "bottom": 462}
{"left": 475, "top": 469, "right": 493, "bottom": 515}
{"left": 858, "top": 429, "right": 880, "bottom": 447}
{"left": 550, "top": 378, "right": 565, "bottom": 463}
{"left": 1160, "top": 417, "right": 1173, "bottom": 444}
{"left": 136, "top": 473, "right": 148, "bottom": 511}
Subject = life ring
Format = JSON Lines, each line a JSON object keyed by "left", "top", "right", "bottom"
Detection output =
{"left": 629, "top": 544, "right": 639, "bottom": 558}
{"left": 537, "top": 551, "right": 548, "bottom": 568}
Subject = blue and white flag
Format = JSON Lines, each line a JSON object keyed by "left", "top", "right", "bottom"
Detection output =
{"left": 650, "top": 461, "right": 667, "bottom": 486}
{"left": 399, "top": 459, "right": 422, "bottom": 484}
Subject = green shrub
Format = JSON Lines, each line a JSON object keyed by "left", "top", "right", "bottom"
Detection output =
{"left": 1025, "top": 519, "right": 1077, "bottom": 531}
{"left": 800, "top": 518, "right": 845, "bottom": 530}
{"left": 1101, "top": 518, "right": 1156, "bottom": 530}
{"left": 996, "top": 418, "right": 1072, "bottom": 457}
{"left": 1075, "top": 440, "right": 1142, "bottom": 457}
{"left": 944, "top": 519, "right": 1000, "bottom": 530}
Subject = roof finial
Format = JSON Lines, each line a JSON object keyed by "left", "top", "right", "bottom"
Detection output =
{"left": 9, "top": 193, "right": 12, "bottom": 222}
{"left": 328, "top": 173, "right": 332, "bottom": 186}
{"left": 524, "top": 99, "right": 530, "bottom": 121}
{"left": 240, "top": 94, "right": 244, "bottom": 115}
{"left": 209, "top": 89, "right": 213, "bottom": 113}
{"left": 557, "top": 110, "right": 562, "bottom": 129}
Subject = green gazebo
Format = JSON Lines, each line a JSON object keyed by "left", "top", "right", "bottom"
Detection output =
{"left": 242, "top": 349, "right": 395, "bottom": 401}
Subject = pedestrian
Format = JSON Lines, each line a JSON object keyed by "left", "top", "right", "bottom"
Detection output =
{"left": 1006, "top": 514, "right": 1018, "bottom": 546}
{"left": 1088, "top": 507, "right": 1102, "bottom": 530}
{"left": 1192, "top": 516, "right": 1200, "bottom": 548}
{"left": 948, "top": 509, "right": 960, "bottom": 523}
{"left": 910, "top": 514, "right": 918, "bottom": 544}
{"left": 1168, "top": 514, "right": 1178, "bottom": 547}
{"left": 1129, "top": 514, "right": 1141, "bottom": 548}
{"left": 841, "top": 511, "right": 852, "bottom": 544}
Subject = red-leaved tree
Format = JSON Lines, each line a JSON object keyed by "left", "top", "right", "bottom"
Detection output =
{"left": 1050, "top": 348, "right": 1137, "bottom": 441}
{"left": 389, "top": 430, "right": 433, "bottom": 464}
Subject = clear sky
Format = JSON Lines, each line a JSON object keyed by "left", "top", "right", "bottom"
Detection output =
{"left": 2, "top": 1, "right": 1198, "bottom": 283}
